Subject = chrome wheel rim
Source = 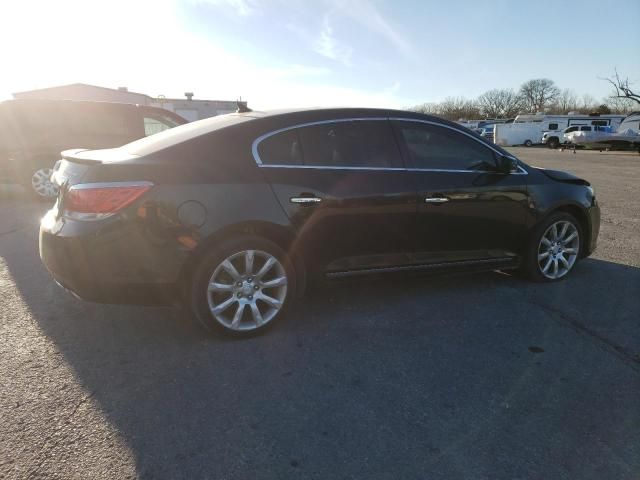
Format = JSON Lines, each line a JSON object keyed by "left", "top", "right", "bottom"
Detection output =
{"left": 537, "top": 220, "right": 579, "bottom": 279}
{"left": 31, "top": 168, "right": 58, "bottom": 198}
{"left": 207, "top": 250, "right": 288, "bottom": 331}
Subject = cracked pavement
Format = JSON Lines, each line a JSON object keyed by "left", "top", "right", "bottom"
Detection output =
{"left": 1, "top": 147, "right": 639, "bottom": 479}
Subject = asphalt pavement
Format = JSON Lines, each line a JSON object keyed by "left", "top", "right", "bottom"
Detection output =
{"left": 1, "top": 147, "right": 639, "bottom": 479}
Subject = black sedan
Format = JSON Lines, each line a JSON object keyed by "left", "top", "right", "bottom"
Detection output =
{"left": 40, "top": 108, "right": 600, "bottom": 336}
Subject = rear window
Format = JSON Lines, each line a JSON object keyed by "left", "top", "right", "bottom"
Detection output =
{"left": 123, "top": 114, "right": 253, "bottom": 156}
{"left": 258, "top": 130, "right": 302, "bottom": 165}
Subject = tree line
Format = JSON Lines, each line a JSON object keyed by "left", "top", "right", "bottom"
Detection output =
{"left": 411, "top": 76, "right": 639, "bottom": 121}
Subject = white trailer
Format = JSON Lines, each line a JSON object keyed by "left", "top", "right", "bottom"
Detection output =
{"left": 494, "top": 123, "right": 541, "bottom": 147}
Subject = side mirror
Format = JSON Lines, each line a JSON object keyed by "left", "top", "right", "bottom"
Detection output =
{"left": 496, "top": 154, "right": 518, "bottom": 174}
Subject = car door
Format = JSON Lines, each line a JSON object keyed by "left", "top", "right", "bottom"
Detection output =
{"left": 391, "top": 119, "right": 530, "bottom": 267}
{"left": 256, "top": 118, "right": 417, "bottom": 275}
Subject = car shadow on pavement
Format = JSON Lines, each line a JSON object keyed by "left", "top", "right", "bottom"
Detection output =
{"left": 2, "top": 198, "right": 640, "bottom": 479}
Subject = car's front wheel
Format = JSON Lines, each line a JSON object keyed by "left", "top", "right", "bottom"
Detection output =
{"left": 190, "top": 235, "right": 295, "bottom": 336}
{"left": 522, "top": 212, "right": 582, "bottom": 282}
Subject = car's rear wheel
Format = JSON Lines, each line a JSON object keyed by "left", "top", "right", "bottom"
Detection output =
{"left": 523, "top": 139, "right": 533, "bottom": 147}
{"left": 28, "top": 167, "right": 58, "bottom": 199}
{"left": 522, "top": 212, "right": 582, "bottom": 282}
{"left": 190, "top": 235, "right": 295, "bottom": 336}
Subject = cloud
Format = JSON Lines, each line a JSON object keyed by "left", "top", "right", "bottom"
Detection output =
{"left": 192, "top": 0, "right": 260, "bottom": 16}
{"left": 0, "top": 0, "right": 415, "bottom": 110}
{"left": 328, "top": 0, "right": 413, "bottom": 58}
{"left": 313, "top": 15, "right": 353, "bottom": 66}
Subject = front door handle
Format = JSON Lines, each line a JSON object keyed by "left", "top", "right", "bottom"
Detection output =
{"left": 425, "top": 197, "right": 449, "bottom": 204}
{"left": 290, "top": 196, "right": 322, "bottom": 204}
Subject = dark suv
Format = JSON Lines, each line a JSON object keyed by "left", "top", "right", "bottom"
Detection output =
{"left": 0, "top": 99, "right": 186, "bottom": 197}
{"left": 39, "top": 108, "right": 600, "bottom": 336}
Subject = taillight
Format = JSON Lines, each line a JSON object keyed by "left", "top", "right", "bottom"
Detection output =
{"left": 63, "top": 182, "right": 153, "bottom": 220}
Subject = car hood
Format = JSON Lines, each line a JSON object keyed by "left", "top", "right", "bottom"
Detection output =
{"left": 533, "top": 167, "right": 591, "bottom": 186}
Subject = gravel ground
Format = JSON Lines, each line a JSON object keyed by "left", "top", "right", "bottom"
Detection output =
{"left": 1, "top": 148, "right": 639, "bottom": 479}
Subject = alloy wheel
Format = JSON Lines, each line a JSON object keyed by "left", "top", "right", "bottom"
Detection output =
{"left": 537, "top": 220, "right": 580, "bottom": 279}
{"left": 31, "top": 168, "right": 58, "bottom": 198}
{"left": 207, "top": 250, "right": 288, "bottom": 331}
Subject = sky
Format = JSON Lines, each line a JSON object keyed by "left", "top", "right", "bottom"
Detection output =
{"left": 1, "top": 0, "right": 638, "bottom": 110}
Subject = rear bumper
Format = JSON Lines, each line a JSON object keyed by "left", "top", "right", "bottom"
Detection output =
{"left": 39, "top": 208, "right": 185, "bottom": 305}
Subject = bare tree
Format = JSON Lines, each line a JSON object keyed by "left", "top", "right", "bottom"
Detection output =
{"left": 605, "top": 95, "right": 636, "bottom": 114}
{"left": 552, "top": 88, "right": 578, "bottom": 114}
{"left": 603, "top": 70, "right": 640, "bottom": 105}
{"left": 436, "top": 97, "right": 481, "bottom": 121}
{"left": 476, "top": 89, "right": 522, "bottom": 118}
{"left": 410, "top": 97, "right": 480, "bottom": 121}
{"left": 410, "top": 102, "right": 441, "bottom": 115}
{"left": 519, "top": 78, "right": 560, "bottom": 112}
{"left": 577, "top": 93, "right": 598, "bottom": 113}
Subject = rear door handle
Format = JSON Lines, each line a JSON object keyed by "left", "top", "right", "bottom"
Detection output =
{"left": 290, "top": 196, "right": 322, "bottom": 204}
{"left": 425, "top": 197, "right": 449, "bottom": 204}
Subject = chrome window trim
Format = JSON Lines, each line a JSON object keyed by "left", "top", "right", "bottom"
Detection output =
{"left": 251, "top": 117, "right": 528, "bottom": 175}
{"left": 251, "top": 117, "right": 388, "bottom": 166}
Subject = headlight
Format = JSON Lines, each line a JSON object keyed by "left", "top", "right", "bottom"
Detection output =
{"left": 586, "top": 185, "right": 597, "bottom": 205}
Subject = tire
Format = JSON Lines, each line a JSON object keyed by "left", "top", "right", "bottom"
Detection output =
{"left": 190, "top": 235, "right": 297, "bottom": 337}
{"left": 547, "top": 138, "right": 560, "bottom": 149}
{"left": 520, "top": 212, "right": 583, "bottom": 282}
{"left": 24, "top": 166, "right": 58, "bottom": 200}
{"left": 523, "top": 140, "right": 533, "bottom": 147}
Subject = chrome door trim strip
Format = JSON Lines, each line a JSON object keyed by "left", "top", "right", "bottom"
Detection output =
{"left": 256, "top": 163, "right": 528, "bottom": 175}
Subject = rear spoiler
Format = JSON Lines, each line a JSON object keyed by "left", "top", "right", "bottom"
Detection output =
{"left": 60, "top": 148, "right": 103, "bottom": 165}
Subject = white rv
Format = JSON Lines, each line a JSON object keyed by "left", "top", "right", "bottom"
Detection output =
{"left": 494, "top": 113, "right": 625, "bottom": 147}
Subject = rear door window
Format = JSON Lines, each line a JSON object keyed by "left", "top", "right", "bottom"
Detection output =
{"left": 297, "top": 120, "right": 401, "bottom": 168}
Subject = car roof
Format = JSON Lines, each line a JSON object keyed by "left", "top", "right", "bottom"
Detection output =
{"left": 122, "top": 107, "right": 507, "bottom": 157}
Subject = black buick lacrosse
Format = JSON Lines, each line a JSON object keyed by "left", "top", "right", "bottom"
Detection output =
{"left": 40, "top": 108, "right": 600, "bottom": 336}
